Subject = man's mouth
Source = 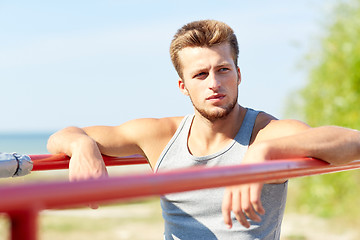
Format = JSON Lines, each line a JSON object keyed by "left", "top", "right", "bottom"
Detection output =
{"left": 206, "top": 94, "right": 225, "bottom": 101}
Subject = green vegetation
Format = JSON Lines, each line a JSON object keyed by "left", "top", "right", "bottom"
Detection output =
{"left": 286, "top": 0, "right": 360, "bottom": 223}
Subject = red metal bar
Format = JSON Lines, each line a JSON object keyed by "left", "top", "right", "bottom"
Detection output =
{"left": 1, "top": 158, "right": 360, "bottom": 213}
{"left": 29, "top": 154, "right": 148, "bottom": 171}
{"left": 2, "top": 157, "right": 360, "bottom": 240}
{"left": 9, "top": 209, "right": 38, "bottom": 240}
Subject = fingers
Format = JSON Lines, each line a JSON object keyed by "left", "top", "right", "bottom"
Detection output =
{"left": 231, "top": 189, "right": 251, "bottom": 228}
{"left": 222, "top": 189, "right": 233, "bottom": 229}
{"left": 240, "top": 187, "right": 261, "bottom": 224}
{"left": 250, "top": 183, "right": 265, "bottom": 215}
{"left": 222, "top": 184, "right": 265, "bottom": 229}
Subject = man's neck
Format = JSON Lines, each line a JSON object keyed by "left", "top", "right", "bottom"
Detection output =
{"left": 188, "top": 105, "right": 246, "bottom": 156}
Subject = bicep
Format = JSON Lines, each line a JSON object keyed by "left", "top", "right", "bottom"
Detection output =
{"left": 82, "top": 117, "right": 179, "bottom": 161}
{"left": 82, "top": 120, "right": 149, "bottom": 157}
{"left": 254, "top": 119, "right": 311, "bottom": 144}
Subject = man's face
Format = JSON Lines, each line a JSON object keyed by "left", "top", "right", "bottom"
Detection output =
{"left": 178, "top": 43, "right": 241, "bottom": 122}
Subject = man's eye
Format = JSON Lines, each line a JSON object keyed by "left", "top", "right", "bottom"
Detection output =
{"left": 219, "top": 68, "right": 230, "bottom": 72}
{"left": 194, "top": 72, "right": 207, "bottom": 78}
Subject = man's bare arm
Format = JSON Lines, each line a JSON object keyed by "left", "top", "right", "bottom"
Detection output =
{"left": 47, "top": 126, "right": 109, "bottom": 181}
{"left": 251, "top": 125, "right": 360, "bottom": 165}
{"left": 222, "top": 123, "right": 360, "bottom": 229}
{"left": 222, "top": 118, "right": 310, "bottom": 228}
{"left": 47, "top": 117, "right": 182, "bottom": 181}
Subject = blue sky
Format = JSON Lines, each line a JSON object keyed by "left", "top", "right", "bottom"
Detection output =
{"left": 0, "top": 0, "right": 336, "bottom": 133}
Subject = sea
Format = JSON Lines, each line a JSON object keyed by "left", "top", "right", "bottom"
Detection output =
{"left": 0, "top": 132, "right": 51, "bottom": 155}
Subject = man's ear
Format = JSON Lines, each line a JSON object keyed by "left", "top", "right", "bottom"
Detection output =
{"left": 178, "top": 78, "right": 189, "bottom": 96}
{"left": 237, "top": 67, "right": 241, "bottom": 86}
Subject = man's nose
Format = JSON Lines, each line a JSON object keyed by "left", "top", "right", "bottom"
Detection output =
{"left": 208, "top": 73, "right": 221, "bottom": 91}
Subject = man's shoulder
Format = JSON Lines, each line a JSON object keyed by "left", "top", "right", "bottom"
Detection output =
{"left": 251, "top": 112, "right": 310, "bottom": 143}
{"left": 157, "top": 116, "right": 185, "bottom": 132}
{"left": 131, "top": 116, "right": 185, "bottom": 135}
{"left": 252, "top": 111, "right": 277, "bottom": 134}
{"left": 256, "top": 111, "right": 277, "bottom": 125}
{"left": 153, "top": 116, "right": 185, "bottom": 127}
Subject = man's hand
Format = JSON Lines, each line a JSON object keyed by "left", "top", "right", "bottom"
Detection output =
{"left": 68, "top": 137, "right": 108, "bottom": 209}
{"left": 48, "top": 127, "right": 109, "bottom": 182}
{"left": 222, "top": 182, "right": 265, "bottom": 229}
{"left": 68, "top": 144, "right": 108, "bottom": 182}
{"left": 69, "top": 149, "right": 108, "bottom": 209}
{"left": 221, "top": 143, "right": 268, "bottom": 229}
{"left": 48, "top": 128, "right": 109, "bottom": 209}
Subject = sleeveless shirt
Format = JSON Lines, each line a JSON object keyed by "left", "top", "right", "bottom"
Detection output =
{"left": 154, "top": 108, "right": 288, "bottom": 240}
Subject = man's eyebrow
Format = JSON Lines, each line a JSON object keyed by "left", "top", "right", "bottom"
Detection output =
{"left": 189, "top": 62, "right": 233, "bottom": 76}
{"left": 190, "top": 67, "right": 209, "bottom": 75}
{"left": 217, "top": 62, "right": 233, "bottom": 67}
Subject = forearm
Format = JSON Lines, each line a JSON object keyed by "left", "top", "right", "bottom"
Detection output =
{"left": 47, "top": 126, "right": 108, "bottom": 181}
{"left": 259, "top": 126, "right": 360, "bottom": 165}
{"left": 47, "top": 126, "right": 98, "bottom": 157}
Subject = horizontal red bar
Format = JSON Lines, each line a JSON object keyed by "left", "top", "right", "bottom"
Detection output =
{"left": 29, "top": 154, "right": 148, "bottom": 171}
{"left": 1, "top": 158, "right": 360, "bottom": 213}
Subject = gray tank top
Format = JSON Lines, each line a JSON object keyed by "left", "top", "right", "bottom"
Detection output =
{"left": 154, "top": 109, "right": 287, "bottom": 240}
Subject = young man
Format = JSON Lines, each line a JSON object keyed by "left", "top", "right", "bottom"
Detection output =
{"left": 47, "top": 20, "right": 359, "bottom": 239}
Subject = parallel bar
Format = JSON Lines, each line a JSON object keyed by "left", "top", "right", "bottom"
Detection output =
{"left": 29, "top": 154, "right": 148, "bottom": 171}
{"left": 2, "top": 157, "right": 360, "bottom": 240}
{"left": 1, "top": 158, "right": 360, "bottom": 213}
{"left": 9, "top": 209, "right": 38, "bottom": 240}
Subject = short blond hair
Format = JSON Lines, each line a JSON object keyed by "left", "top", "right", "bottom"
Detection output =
{"left": 170, "top": 20, "right": 239, "bottom": 78}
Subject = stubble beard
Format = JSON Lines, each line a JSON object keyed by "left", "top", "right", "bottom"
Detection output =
{"left": 189, "top": 92, "right": 238, "bottom": 123}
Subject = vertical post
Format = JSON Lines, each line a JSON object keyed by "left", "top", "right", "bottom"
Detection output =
{"left": 9, "top": 208, "right": 39, "bottom": 240}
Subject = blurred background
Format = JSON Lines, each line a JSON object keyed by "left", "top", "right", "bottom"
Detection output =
{"left": 1, "top": 0, "right": 360, "bottom": 239}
